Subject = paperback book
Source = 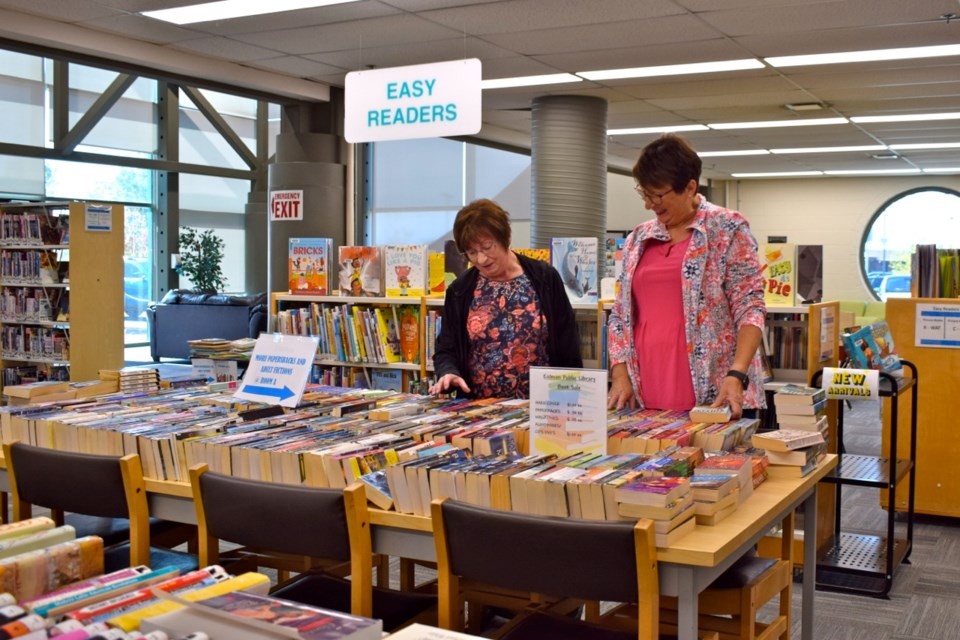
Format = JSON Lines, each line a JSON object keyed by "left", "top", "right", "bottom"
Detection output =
{"left": 550, "top": 237, "right": 599, "bottom": 303}
{"left": 774, "top": 384, "right": 826, "bottom": 405}
{"left": 288, "top": 237, "right": 333, "bottom": 295}
{"left": 338, "top": 246, "right": 382, "bottom": 297}
{"left": 751, "top": 429, "right": 825, "bottom": 453}
{"left": 841, "top": 320, "right": 902, "bottom": 374}
{"left": 383, "top": 245, "right": 429, "bottom": 297}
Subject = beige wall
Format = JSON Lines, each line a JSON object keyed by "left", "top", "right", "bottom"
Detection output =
{"left": 607, "top": 175, "right": 960, "bottom": 303}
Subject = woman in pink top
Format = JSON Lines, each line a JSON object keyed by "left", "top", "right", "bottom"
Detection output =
{"left": 606, "top": 134, "right": 766, "bottom": 418}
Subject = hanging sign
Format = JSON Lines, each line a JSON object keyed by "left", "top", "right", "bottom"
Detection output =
{"left": 344, "top": 58, "right": 482, "bottom": 143}
{"left": 270, "top": 190, "right": 304, "bottom": 221}
{"left": 234, "top": 333, "right": 318, "bottom": 408}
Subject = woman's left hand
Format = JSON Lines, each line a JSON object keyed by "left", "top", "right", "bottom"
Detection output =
{"left": 711, "top": 376, "right": 744, "bottom": 419}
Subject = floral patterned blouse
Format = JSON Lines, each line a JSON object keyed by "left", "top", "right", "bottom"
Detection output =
{"left": 607, "top": 197, "right": 767, "bottom": 409}
{"left": 466, "top": 273, "right": 549, "bottom": 398}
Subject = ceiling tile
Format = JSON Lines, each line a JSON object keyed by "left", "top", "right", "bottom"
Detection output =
{"left": 247, "top": 56, "right": 348, "bottom": 77}
{"left": 78, "top": 13, "right": 198, "bottom": 43}
{"left": 0, "top": 0, "right": 119, "bottom": 21}
{"left": 171, "top": 37, "right": 287, "bottom": 62}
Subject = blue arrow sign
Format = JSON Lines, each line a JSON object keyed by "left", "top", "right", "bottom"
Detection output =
{"left": 241, "top": 384, "right": 296, "bottom": 401}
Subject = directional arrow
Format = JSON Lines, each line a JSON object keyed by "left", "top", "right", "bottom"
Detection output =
{"left": 241, "top": 384, "right": 296, "bottom": 401}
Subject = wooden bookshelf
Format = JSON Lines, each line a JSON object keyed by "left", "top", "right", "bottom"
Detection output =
{"left": 0, "top": 202, "right": 123, "bottom": 395}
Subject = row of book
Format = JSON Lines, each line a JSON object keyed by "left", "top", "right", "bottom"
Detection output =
{"left": 0, "top": 287, "right": 63, "bottom": 323}
{"left": 0, "top": 210, "right": 67, "bottom": 246}
{"left": 287, "top": 237, "right": 604, "bottom": 304}
{"left": 0, "top": 249, "right": 65, "bottom": 285}
{"left": 1, "top": 325, "right": 69, "bottom": 362}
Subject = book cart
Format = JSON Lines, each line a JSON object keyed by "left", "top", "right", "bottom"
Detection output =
{"left": 810, "top": 360, "right": 918, "bottom": 597}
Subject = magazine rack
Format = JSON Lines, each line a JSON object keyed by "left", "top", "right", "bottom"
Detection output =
{"left": 811, "top": 360, "right": 917, "bottom": 597}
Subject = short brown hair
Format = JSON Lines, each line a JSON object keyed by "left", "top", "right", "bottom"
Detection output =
{"left": 453, "top": 199, "right": 512, "bottom": 253}
{"left": 633, "top": 133, "right": 702, "bottom": 193}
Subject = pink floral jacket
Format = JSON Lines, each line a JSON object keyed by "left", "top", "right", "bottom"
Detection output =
{"left": 607, "top": 197, "right": 767, "bottom": 409}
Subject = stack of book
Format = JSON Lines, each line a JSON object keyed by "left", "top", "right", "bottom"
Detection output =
{"left": 774, "top": 383, "right": 828, "bottom": 433}
{"left": 99, "top": 367, "right": 161, "bottom": 394}
{"left": 751, "top": 429, "right": 826, "bottom": 478}
{"left": 614, "top": 476, "right": 695, "bottom": 546}
{"left": 688, "top": 474, "right": 740, "bottom": 525}
{"left": 694, "top": 453, "right": 756, "bottom": 503}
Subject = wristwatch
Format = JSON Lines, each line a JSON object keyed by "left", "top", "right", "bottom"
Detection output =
{"left": 726, "top": 369, "right": 749, "bottom": 390}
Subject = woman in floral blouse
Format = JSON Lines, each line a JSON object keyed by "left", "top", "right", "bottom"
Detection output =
{"left": 607, "top": 134, "right": 766, "bottom": 418}
{"left": 430, "top": 199, "right": 582, "bottom": 398}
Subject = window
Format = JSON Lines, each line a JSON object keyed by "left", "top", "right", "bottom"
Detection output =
{"left": 862, "top": 187, "right": 960, "bottom": 300}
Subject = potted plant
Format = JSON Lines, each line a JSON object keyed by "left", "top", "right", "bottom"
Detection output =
{"left": 176, "top": 227, "right": 226, "bottom": 292}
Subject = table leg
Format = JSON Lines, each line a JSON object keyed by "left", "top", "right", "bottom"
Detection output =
{"left": 675, "top": 566, "right": 698, "bottom": 640}
{"left": 802, "top": 489, "right": 818, "bottom": 640}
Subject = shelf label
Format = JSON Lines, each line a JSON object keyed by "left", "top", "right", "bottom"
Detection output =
{"left": 234, "top": 333, "right": 318, "bottom": 408}
{"left": 822, "top": 367, "right": 878, "bottom": 401}
{"left": 84, "top": 204, "right": 112, "bottom": 232}
{"left": 916, "top": 303, "right": 960, "bottom": 349}
{"left": 529, "top": 367, "right": 608, "bottom": 457}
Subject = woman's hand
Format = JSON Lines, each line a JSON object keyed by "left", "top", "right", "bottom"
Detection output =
{"left": 712, "top": 376, "right": 744, "bottom": 419}
{"left": 607, "top": 364, "right": 638, "bottom": 411}
{"left": 429, "top": 373, "right": 470, "bottom": 396}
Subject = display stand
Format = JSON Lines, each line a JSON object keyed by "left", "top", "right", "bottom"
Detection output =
{"left": 811, "top": 360, "right": 918, "bottom": 597}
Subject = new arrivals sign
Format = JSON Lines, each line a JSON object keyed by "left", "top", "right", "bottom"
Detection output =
{"left": 344, "top": 58, "right": 482, "bottom": 143}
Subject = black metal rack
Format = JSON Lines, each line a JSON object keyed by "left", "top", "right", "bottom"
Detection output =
{"left": 811, "top": 360, "right": 918, "bottom": 598}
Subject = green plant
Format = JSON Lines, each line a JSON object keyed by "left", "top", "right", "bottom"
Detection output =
{"left": 176, "top": 227, "right": 226, "bottom": 292}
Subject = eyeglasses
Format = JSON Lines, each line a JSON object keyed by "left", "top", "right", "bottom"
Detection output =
{"left": 634, "top": 185, "right": 673, "bottom": 205}
{"left": 461, "top": 242, "right": 498, "bottom": 261}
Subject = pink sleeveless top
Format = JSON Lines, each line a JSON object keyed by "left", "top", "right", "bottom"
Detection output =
{"left": 631, "top": 236, "right": 696, "bottom": 410}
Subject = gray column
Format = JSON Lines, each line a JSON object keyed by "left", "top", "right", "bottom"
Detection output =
{"left": 267, "top": 132, "right": 346, "bottom": 295}
{"left": 530, "top": 95, "right": 608, "bottom": 269}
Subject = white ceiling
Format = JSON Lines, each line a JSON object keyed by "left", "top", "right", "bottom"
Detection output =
{"left": 1, "top": 0, "right": 959, "bottom": 179}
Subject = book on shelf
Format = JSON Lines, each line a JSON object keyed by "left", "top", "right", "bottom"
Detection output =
{"left": 795, "top": 244, "right": 823, "bottom": 304}
{"left": 759, "top": 242, "right": 795, "bottom": 307}
{"left": 383, "top": 244, "right": 429, "bottom": 297}
{"left": 428, "top": 252, "right": 445, "bottom": 295}
{"left": 694, "top": 454, "right": 753, "bottom": 498}
{"left": 775, "top": 397, "right": 827, "bottom": 416}
{"left": 617, "top": 492, "right": 694, "bottom": 521}
{"left": 751, "top": 429, "right": 825, "bottom": 452}
{"left": 398, "top": 305, "right": 420, "bottom": 364}
{"left": 841, "top": 320, "right": 902, "bottom": 374}
{"left": 688, "top": 474, "right": 739, "bottom": 502}
{"left": 358, "top": 468, "right": 393, "bottom": 511}
{"left": 695, "top": 500, "right": 739, "bottom": 526}
{"left": 141, "top": 590, "right": 382, "bottom": 640}
{"left": 693, "top": 487, "right": 740, "bottom": 517}
{"left": 2, "top": 379, "right": 70, "bottom": 400}
{"left": 616, "top": 476, "right": 690, "bottom": 507}
{"left": 777, "top": 413, "right": 828, "bottom": 432}
{"left": 369, "top": 369, "right": 404, "bottom": 392}
{"left": 288, "top": 237, "right": 333, "bottom": 295}
{"left": 513, "top": 247, "right": 550, "bottom": 262}
{"left": 550, "top": 237, "right": 599, "bottom": 303}
{"left": 765, "top": 442, "right": 826, "bottom": 466}
{"left": 765, "top": 452, "right": 826, "bottom": 478}
{"left": 652, "top": 502, "right": 696, "bottom": 534}
{"left": 338, "top": 245, "right": 382, "bottom": 297}
{"left": 774, "top": 384, "right": 826, "bottom": 405}
{"left": 688, "top": 404, "right": 732, "bottom": 423}
{"left": 29, "top": 564, "right": 182, "bottom": 619}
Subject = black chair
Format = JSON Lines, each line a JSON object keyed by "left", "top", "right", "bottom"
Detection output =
{"left": 4, "top": 442, "right": 197, "bottom": 574}
{"left": 190, "top": 464, "right": 436, "bottom": 632}
{"left": 431, "top": 497, "right": 718, "bottom": 640}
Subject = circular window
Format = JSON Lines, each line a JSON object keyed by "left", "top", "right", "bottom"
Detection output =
{"left": 862, "top": 187, "right": 960, "bottom": 300}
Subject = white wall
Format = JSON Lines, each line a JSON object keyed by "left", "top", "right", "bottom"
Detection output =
{"left": 718, "top": 176, "right": 960, "bottom": 301}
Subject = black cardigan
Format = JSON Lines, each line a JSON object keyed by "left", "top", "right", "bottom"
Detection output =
{"left": 432, "top": 252, "right": 583, "bottom": 397}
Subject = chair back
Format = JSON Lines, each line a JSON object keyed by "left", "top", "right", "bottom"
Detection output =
{"left": 432, "top": 497, "right": 660, "bottom": 634}
{"left": 3, "top": 441, "right": 151, "bottom": 566}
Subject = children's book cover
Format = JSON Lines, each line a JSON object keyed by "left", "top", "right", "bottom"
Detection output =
{"left": 338, "top": 246, "right": 382, "bottom": 297}
{"left": 428, "top": 252, "right": 445, "bottom": 295}
{"left": 288, "top": 238, "right": 333, "bottom": 295}
{"left": 759, "top": 243, "right": 796, "bottom": 307}
{"left": 513, "top": 247, "right": 551, "bottom": 263}
{"left": 383, "top": 245, "right": 428, "bottom": 297}
{"left": 550, "top": 237, "right": 599, "bottom": 303}
{"left": 796, "top": 244, "right": 823, "bottom": 304}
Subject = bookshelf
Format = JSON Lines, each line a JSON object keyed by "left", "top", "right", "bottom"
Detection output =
{"left": 764, "top": 306, "right": 810, "bottom": 383}
{"left": 0, "top": 202, "right": 124, "bottom": 394}
{"left": 271, "top": 293, "right": 429, "bottom": 390}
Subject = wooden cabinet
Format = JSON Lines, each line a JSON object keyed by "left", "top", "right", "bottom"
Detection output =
{"left": 0, "top": 202, "right": 123, "bottom": 394}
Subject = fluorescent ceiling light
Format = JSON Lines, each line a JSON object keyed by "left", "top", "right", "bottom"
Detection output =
{"left": 851, "top": 112, "right": 960, "bottom": 123}
{"left": 579, "top": 58, "right": 763, "bottom": 81}
{"left": 771, "top": 145, "right": 888, "bottom": 154}
{"left": 708, "top": 117, "right": 848, "bottom": 130}
{"left": 731, "top": 171, "right": 824, "bottom": 178}
{"left": 481, "top": 73, "right": 582, "bottom": 89}
{"left": 697, "top": 150, "right": 770, "bottom": 157}
{"left": 889, "top": 142, "right": 960, "bottom": 150}
{"left": 824, "top": 169, "right": 922, "bottom": 175}
{"left": 923, "top": 167, "right": 960, "bottom": 173}
{"left": 766, "top": 43, "right": 960, "bottom": 67}
{"left": 607, "top": 124, "right": 708, "bottom": 136}
{"left": 142, "top": 0, "right": 359, "bottom": 25}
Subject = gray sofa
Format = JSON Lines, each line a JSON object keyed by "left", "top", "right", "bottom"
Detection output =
{"left": 147, "top": 290, "right": 268, "bottom": 361}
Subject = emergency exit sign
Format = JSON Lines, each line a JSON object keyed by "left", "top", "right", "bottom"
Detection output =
{"left": 270, "top": 190, "right": 303, "bottom": 221}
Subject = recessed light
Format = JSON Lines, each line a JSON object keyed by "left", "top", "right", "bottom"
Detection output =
{"left": 579, "top": 59, "right": 763, "bottom": 81}
{"left": 766, "top": 43, "right": 960, "bottom": 67}
{"left": 708, "top": 117, "right": 848, "bottom": 130}
{"left": 785, "top": 102, "right": 826, "bottom": 112}
{"left": 607, "top": 125, "right": 709, "bottom": 135}
{"left": 871, "top": 153, "right": 900, "bottom": 160}
{"left": 731, "top": 171, "right": 825, "bottom": 178}
{"left": 770, "top": 145, "right": 887, "bottom": 154}
{"left": 142, "top": 0, "right": 360, "bottom": 25}
{"left": 481, "top": 74, "right": 582, "bottom": 89}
